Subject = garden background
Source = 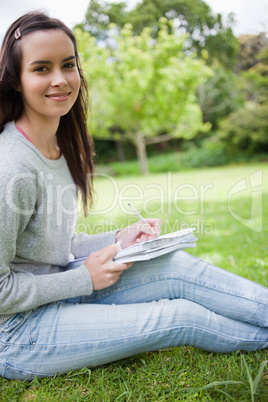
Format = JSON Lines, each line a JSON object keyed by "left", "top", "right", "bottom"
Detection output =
{"left": 1, "top": 0, "right": 268, "bottom": 400}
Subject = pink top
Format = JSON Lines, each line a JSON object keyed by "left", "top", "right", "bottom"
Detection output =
{"left": 16, "top": 125, "right": 34, "bottom": 145}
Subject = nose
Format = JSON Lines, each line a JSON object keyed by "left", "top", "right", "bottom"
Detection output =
{"left": 51, "top": 69, "right": 67, "bottom": 87}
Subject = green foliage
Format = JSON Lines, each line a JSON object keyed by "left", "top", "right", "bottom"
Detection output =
{"left": 76, "top": 0, "right": 128, "bottom": 40}
{"left": 222, "top": 34, "right": 268, "bottom": 158}
{"left": 204, "top": 22, "right": 240, "bottom": 69}
{"left": 198, "top": 66, "right": 245, "bottom": 128}
{"left": 181, "top": 138, "right": 229, "bottom": 167}
{"left": 78, "top": 0, "right": 239, "bottom": 69}
{"left": 243, "top": 45, "right": 268, "bottom": 104}
{"left": 98, "top": 159, "right": 141, "bottom": 177}
{"left": 218, "top": 102, "right": 268, "bottom": 153}
{"left": 129, "top": 0, "right": 218, "bottom": 37}
{"left": 106, "top": 152, "right": 183, "bottom": 176}
{"left": 148, "top": 151, "right": 182, "bottom": 172}
{"left": 76, "top": 21, "right": 211, "bottom": 174}
{"left": 74, "top": 3, "right": 267, "bottom": 169}
{"left": 235, "top": 33, "right": 268, "bottom": 72}
{"left": 82, "top": 21, "right": 210, "bottom": 138}
{"left": 96, "top": 144, "right": 268, "bottom": 177}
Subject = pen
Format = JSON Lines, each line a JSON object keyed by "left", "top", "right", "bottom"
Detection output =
{"left": 128, "top": 202, "right": 158, "bottom": 238}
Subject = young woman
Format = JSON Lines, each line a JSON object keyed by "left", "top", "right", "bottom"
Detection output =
{"left": 0, "top": 11, "right": 267, "bottom": 381}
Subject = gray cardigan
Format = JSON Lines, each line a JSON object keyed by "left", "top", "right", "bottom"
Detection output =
{"left": 0, "top": 121, "right": 116, "bottom": 323}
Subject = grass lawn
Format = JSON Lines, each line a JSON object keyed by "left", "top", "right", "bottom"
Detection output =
{"left": 1, "top": 163, "right": 268, "bottom": 401}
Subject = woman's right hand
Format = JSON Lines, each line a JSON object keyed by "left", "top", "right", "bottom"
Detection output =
{"left": 84, "top": 243, "right": 133, "bottom": 290}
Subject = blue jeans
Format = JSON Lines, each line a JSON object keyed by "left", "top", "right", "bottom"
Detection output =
{"left": 1, "top": 250, "right": 268, "bottom": 380}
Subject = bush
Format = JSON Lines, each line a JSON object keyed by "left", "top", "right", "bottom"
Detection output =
{"left": 96, "top": 136, "right": 268, "bottom": 177}
{"left": 181, "top": 138, "right": 229, "bottom": 167}
{"left": 217, "top": 102, "right": 268, "bottom": 153}
{"left": 101, "top": 160, "right": 140, "bottom": 176}
{"left": 148, "top": 152, "right": 182, "bottom": 172}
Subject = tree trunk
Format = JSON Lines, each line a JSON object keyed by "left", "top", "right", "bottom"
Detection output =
{"left": 115, "top": 140, "right": 125, "bottom": 162}
{"left": 135, "top": 133, "right": 149, "bottom": 175}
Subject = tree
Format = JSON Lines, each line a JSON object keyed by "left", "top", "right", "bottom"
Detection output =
{"left": 76, "top": 0, "right": 128, "bottom": 41}
{"left": 235, "top": 33, "right": 268, "bottom": 72}
{"left": 217, "top": 103, "right": 268, "bottom": 154}
{"left": 76, "top": 20, "right": 211, "bottom": 174}
{"left": 197, "top": 66, "right": 244, "bottom": 129}
{"left": 243, "top": 45, "right": 268, "bottom": 104}
{"left": 128, "top": 0, "right": 239, "bottom": 67}
{"left": 217, "top": 35, "right": 268, "bottom": 155}
{"left": 77, "top": 0, "right": 239, "bottom": 69}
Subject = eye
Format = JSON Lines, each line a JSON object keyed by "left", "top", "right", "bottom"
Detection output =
{"left": 63, "top": 62, "right": 76, "bottom": 69}
{"left": 34, "top": 66, "right": 48, "bottom": 73}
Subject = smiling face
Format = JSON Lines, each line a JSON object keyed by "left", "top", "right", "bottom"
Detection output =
{"left": 18, "top": 29, "right": 81, "bottom": 125}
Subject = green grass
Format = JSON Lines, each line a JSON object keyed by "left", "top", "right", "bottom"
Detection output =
{"left": 1, "top": 163, "right": 268, "bottom": 401}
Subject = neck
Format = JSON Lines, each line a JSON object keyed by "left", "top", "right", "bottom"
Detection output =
{"left": 15, "top": 115, "right": 61, "bottom": 160}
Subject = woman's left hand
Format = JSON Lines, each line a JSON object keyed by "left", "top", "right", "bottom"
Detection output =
{"left": 116, "top": 218, "right": 162, "bottom": 249}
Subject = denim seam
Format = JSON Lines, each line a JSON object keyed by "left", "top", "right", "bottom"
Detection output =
{"left": 89, "top": 273, "right": 268, "bottom": 305}
{"left": 1, "top": 325, "right": 265, "bottom": 347}
{"left": 3, "top": 362, "right": 51, "bottom": 378}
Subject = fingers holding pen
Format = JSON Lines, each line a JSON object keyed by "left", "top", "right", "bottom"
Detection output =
{"left": 116, "top": 218, "right": 162, "bottom": 248}
{"left": 135, "top": 218, "right": 162, "bottom": 242}
{"left": 141, "top": 218, "right": 162, "bottom": 236}
{"left": 128, "top": 203, "right": 161, "bottom": 239}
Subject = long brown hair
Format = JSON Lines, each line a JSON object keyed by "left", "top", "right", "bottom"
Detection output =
{"left": 0, "top": 11, "right": 94, "bottom": 214}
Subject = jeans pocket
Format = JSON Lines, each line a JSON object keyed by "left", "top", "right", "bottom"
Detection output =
{"left": 1, "top": 312, "right": 27, "bottom": 333}
{"left": 0, "top": 312, "right": 32, "bottom": 353}
{"left": 0, "top": 314, "right": 24, "bottom": 353}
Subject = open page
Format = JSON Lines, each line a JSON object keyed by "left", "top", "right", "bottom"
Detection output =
{"left": 114, "top": 228, "right": 197, "bottom": 263}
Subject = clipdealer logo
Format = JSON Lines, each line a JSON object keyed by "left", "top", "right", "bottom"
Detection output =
{"left": 228, "top": 170, "right": 263, "bottom": 232}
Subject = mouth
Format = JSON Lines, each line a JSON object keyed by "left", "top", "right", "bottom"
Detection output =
{"left": 45, "top": 92, "right": 71, "bottom": 100}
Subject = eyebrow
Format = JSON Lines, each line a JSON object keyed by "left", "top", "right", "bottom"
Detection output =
{"left": 30, "top": 56, "right": 76, "bottom": 65}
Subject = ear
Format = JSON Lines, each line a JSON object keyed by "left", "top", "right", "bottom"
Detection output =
{"left": 13, "top": 81, "right": 22, "bottom": 92}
